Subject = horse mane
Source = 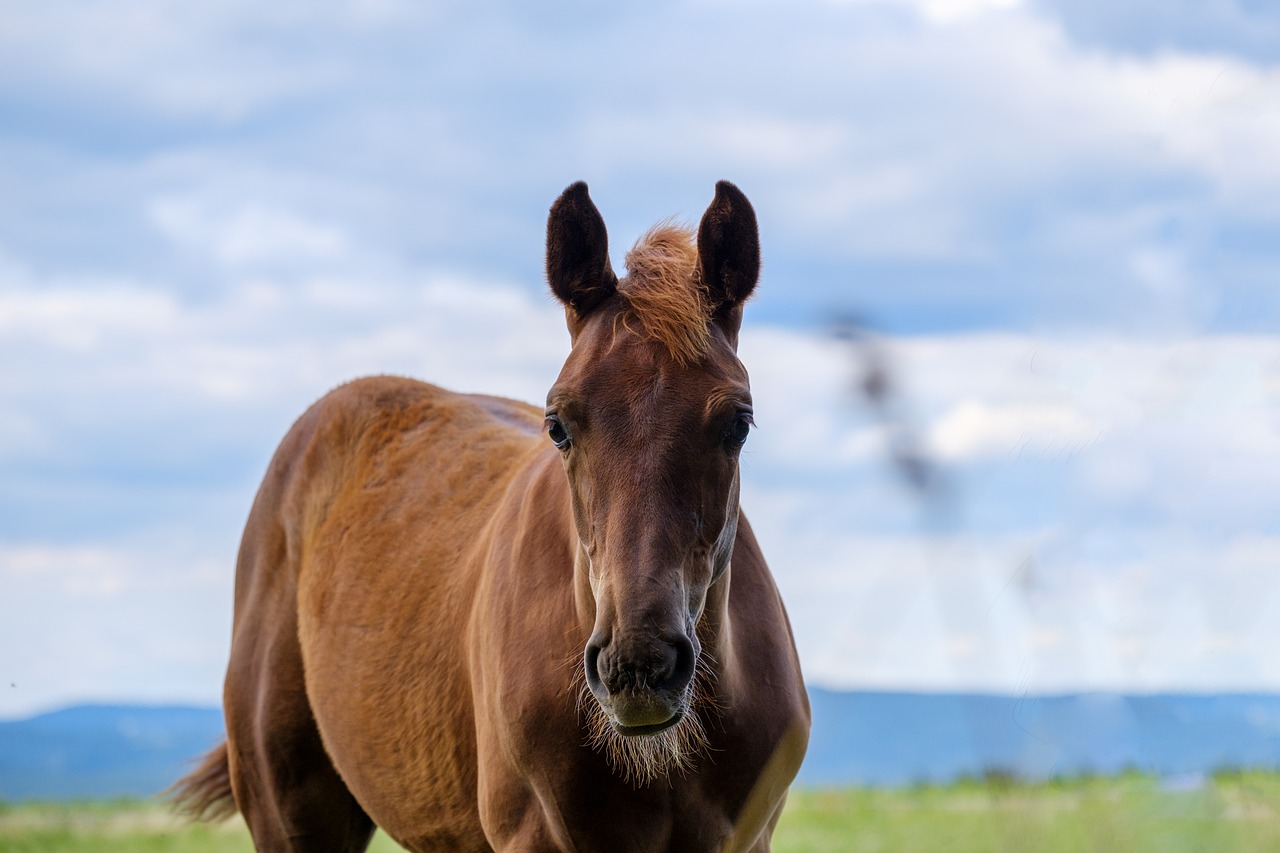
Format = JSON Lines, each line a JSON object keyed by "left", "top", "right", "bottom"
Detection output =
{"left": 619, "top": 224, "right": 710, "bottom": 365}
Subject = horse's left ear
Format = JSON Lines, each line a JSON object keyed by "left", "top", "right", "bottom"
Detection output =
{"left": 698, "top": 181, "right": 760, "bottom": 341}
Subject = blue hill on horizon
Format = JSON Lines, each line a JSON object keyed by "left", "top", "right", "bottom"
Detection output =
{"left": 800, "top": 689, "right": 1280, "bottom": 786}
{"left": 0, "top": 704, "right": 223, "bottom": 801}
{"left": 2, "top": 691, "right": 1279, "bottom": 799}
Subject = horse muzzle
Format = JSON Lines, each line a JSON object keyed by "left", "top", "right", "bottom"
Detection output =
{"left": 584, "top": 632, "right": 697, "bottom": 735}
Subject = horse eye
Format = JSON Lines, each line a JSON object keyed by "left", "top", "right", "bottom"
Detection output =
{"left": 727, "top": 412, "right": 753, "bottom": 448}
{"left": 545, "top": 416, "right": 571, "bottom": 450}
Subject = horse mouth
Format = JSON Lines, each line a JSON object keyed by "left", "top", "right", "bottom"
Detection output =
{"left": 611, "top": 709, "right": 684, "bottom": 738}
{"left": 577, "top": 677, "right": 711, "bottom": 785}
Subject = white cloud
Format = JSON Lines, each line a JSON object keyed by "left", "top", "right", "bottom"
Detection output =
{"left": 927, "top": 400, "right": 1099, "bottom": 462}
{"left": 2, "top": 545, "right": 134, "bottom": 598}
{"left": 0, "top": 0, "right": 1276, "bottom": 339}
{"left": 754, "top": 522, "right": 1280, "bottom": 693}
{"left": 916, "top": 0, "right": 1024, "bottom": 25}
{"left": 547, "top": 4, "right": 1280, "bottom": 273}
{"left": 149, "top": 198, "right": 349, "bottom": 267}
{"left": 0, "top": 540, "right": 235, "bottom": 717}
{"left": 739, "top": 329, "right": 1280, "bottom": 692}
{"left": 1, "top": 0, "right": 1278, "bottom": 714}
{"left": 746, "top": 329, "right": 1280, "bottom": 509}
{"left": 2, "top": 270, "right": 1278, "bottom": 711}
{"left": 0, "top": 0, "right": 418, "bottom": 120}
{"left": 0, "top": 285, "right": 179, "bottom": 352}
{"left": 0, "top": 255, "right": 567, "bottom": 411}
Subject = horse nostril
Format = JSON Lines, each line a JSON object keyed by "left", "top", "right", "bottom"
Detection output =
{"left": 649, "top": 639, "right": 679, "bottom": 686}
{"left": 584, "top": 642, "right": 605, "bottom": 696}
{"left": 661, "top": 634, "right": 696, "bottom": 694}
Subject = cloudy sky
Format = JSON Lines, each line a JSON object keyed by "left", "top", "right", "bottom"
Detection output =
{"left": 1, "top": 0, "right": 1278, "bottom": 718}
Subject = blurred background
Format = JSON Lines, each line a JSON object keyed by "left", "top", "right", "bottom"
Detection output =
{"left": 1, "top": 0, "right": 1278, "bottom": 791}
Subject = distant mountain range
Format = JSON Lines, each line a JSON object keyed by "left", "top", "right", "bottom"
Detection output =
{"left": 0, "top": 704, "right": 223, "bottom": 800}
{"left": 2, "top": 691, "right": 1279, "bottom": 799}
{"left": 802, "top": 689, "right": 1280, "bottom": 786}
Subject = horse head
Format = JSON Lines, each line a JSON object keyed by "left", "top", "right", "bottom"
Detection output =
{"left": 544, "top": 181, "right": 759, "bottom": 778}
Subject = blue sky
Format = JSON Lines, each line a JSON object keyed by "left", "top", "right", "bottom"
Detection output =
{"left": 1, "top": 0, "right": 1278, "bottom": 717}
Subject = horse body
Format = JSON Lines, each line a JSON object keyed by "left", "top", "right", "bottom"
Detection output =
{"left": 178, "top": 182, "right": 809, "bottom": 852}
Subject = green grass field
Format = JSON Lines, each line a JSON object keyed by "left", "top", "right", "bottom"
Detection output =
{"left": 2, "top": 772, "right": 1277, "bottom": 852}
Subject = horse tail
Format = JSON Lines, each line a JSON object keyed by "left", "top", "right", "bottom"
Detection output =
{"left": 168, "top": 741, "right": 237, "bottom": 821}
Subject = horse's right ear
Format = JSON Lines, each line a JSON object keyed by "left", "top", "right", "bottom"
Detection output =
{"left": 547, "top": 182, "right": 618, "bottom": 319}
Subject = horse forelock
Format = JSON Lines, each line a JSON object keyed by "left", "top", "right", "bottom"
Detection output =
{"left": 619, "top": 224, "right": 710, "bottom": 365}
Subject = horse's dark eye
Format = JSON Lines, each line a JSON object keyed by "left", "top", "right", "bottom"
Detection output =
{"left": 545, "top": 416, "right": 571, "bottom": 450}
{"left": 727, "top": 412, "right": 753, "bottom": 448}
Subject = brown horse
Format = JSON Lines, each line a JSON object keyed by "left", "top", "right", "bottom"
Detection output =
{"left": 173, "top": 181, "right": 809, "bottom": 851}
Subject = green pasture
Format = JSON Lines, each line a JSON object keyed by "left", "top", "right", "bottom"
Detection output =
{"left": 1, "top": 772, "right": 1277, "bottom": 852}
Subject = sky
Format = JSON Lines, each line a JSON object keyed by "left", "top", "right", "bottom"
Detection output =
{"left": 1, "top": 0, "right": 1278, "bottom": 718}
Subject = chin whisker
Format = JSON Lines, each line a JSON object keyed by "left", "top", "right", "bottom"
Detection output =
{"left": 570, "top": 658, "right": 712, "bottom": 787}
